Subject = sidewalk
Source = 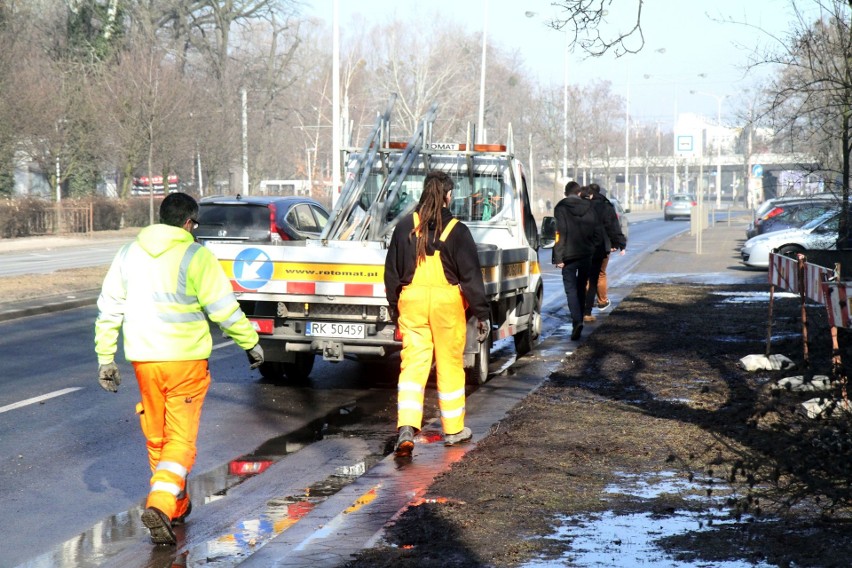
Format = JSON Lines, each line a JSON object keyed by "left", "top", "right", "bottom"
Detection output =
{"left": 627, "top": 214, "right": 766, "bottom": 285}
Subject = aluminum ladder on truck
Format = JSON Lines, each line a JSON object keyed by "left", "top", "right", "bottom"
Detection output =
{"left": 320, "top": 94, "right": 397, "bottom": 241}
{"left": 361, "top": 102, "right": 438, "bottom": 242}
{"left": 320, "top": 101, "right": 439, "bottom": 242}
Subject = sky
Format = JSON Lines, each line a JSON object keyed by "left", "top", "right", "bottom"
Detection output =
{"left": 302, "top": 0, "right": 809, "bottom": 129}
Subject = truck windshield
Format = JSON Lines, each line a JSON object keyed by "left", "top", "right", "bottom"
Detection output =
{"left": 359, "top": 156, "right": 513, "bottom": 224}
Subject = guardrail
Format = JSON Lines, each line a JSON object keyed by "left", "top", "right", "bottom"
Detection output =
{"left": 28, "top": 204, "right": 93, "bottom": 236}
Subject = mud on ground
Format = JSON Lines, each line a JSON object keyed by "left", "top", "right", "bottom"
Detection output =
{"left": 346, "top": 283, "right": 852, "bottom": 568}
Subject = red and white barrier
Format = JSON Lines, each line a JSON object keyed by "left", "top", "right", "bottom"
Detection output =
{"left": 768, "top": 252, "right": 834, "bottom": 304}
{"left": 822, "top": 282, "right": 852, "bottom": 328}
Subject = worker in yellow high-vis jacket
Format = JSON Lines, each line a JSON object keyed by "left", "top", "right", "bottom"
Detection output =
{"left": 384, "top": 171, "right": 490, "bottom": 457}
{"left": 94, "top": 192, "right": 263, "bottom": 546}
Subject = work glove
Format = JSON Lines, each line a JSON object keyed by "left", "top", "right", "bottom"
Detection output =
{"left": 476, "top": 319, "right": 490, "bottom": 343}
{"left": 246, "top": 343, "right": 264, "bottom": 369}
{"left": 98, "top": 362, "right": 121, "bottom": 393}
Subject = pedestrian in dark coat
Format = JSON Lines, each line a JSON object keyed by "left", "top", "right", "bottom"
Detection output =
{"left": 584, "top": 184, "right": 627, "bottom": 321}
{"left": 552, "top": 181, "right": 598, "bottom": 340}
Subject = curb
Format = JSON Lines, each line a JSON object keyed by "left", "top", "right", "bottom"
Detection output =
{"left": 0, "top": 290, "right": 100, "bottom": 322}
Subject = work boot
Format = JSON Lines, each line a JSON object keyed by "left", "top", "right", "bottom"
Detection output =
{"left": 141, "top": 507, "right": 177, "bottom": 545}
{"left": 172, "top": 498, "right": 192, "bottom": 526}
{"left": 571, "top": 322, "right": 583, "bottom": 341}
{"left": 444, "top": 427, "right": 472, "bottom": 446}
{"left": 583, "top": 315, "right": 596, "bottom": 323}
{"left": 395, "top": 425, "right": 416, "bottom": 457}
{"left": 597, "top": 299, "right": 612, "bottom": 311}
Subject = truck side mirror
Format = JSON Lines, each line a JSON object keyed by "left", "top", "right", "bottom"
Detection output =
{"left": 540, "top": 216, "right": 556, "bottom": 249}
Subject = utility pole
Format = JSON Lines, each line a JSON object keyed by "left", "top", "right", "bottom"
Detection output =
{"left": 332, "top": 0, "right": 341, "bottom": 208}
{"left": 241, "top": 87, "right": 249, "bottom": 195}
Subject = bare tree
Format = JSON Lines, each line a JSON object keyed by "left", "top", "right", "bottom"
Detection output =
{"left": 93, "top": 40, "right": 194, "bottom": 220}
{"left": 757, "top": 0, "right": 852, "bottom": 244}
{"left": 549, "top": 0, "right": 645, "bottom": 57}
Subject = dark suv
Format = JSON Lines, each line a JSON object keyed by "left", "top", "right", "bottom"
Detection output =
{"left": 748, "top": 198, "right": 839, "bottom": 238}
{"left": 192, "top": 195, "right": 330, "bottom": 244}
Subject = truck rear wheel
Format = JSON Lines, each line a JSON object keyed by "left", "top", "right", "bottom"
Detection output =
{"left": 465, "top": 335, "right": 490, "bottom": 385}
{"left": 259, "top": 361, "right": 285, "bottom": 383}
{"left": 258, "top": 353, "right": 315, "bottom": 384}
{"left": 513, "top": 291, "right": 542, "bottom": 357}
{"left": 283, "top": 353, "right": 315, "bottom": 382}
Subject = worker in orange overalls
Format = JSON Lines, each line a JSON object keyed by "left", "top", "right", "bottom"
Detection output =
{"left": 384, "top": 171, "right": 490, "bottom": 457}
{"left": 94, "top": 192, "right": 264, "bottom": 545}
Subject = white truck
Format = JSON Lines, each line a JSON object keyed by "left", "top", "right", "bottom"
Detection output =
{"left": 206, "top": 99, "right": 543, "bottom": 384}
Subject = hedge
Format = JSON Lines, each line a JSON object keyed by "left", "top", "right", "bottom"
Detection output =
{"left": 0, "top": 196, "right": 170, "bottom": 238}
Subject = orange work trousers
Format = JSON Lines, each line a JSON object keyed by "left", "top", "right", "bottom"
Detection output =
{"left": 133, "top": 360, "right": 210, "bottom": 520}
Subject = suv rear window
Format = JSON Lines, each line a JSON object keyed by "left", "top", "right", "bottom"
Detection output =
{"left": 195, "top": 204, "right": 270, "bottom": 241}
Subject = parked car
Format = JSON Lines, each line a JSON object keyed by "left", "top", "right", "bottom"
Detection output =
{"left": 740, "top": 208, "right": 852, "bottom": 269}
{"left": 748, "top": 199, "right": 840, "bottom": 239}
{"left": 663, "top": 194, "right": 696, "bottom": 221}
{"left": 747, "top": 193, "right": 839, "bottom": 237}
{"left": 192, "top": 195, "right": 330, "bottom": 244}
{"left": 608, "top": 197, "right": 630, "bottom": 238}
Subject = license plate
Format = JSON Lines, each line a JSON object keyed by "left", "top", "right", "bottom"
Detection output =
{"left": 305, "top": 322, "right": 365, "bottom": 339}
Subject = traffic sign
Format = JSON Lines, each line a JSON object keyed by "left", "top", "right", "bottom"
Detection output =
{"left": 752, "top": 164, "right": 764, "bottom": 178}
{"left": 676, "top": 135, "right": 694, "bottom": 154}
{"left": 233, "top": 248, "right": 274, "bottom": 291}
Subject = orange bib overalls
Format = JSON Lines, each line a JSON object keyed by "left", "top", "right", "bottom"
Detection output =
{"left": 396, "top": 214, "right": 467, "bottom": 435}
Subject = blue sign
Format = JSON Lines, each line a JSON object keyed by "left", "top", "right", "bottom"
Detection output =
{"left": 752, "top": 164, "right": 764, "bottom": 178}
{"left": 233, "top": 248, "right": 273, "bottom": 290}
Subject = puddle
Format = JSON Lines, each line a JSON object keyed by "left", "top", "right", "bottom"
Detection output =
{"left": 20, "top": 401, "right": 383, "bottom": 568}
{"left": 713, "top": 290, "right": 799, "bottom": 304}
{"left": 715, "top": 332, "right": 800, "bottom": 343}
{"left": 603, "top": 471, "right": 727, "bottom": 502}
{"left": 189, "top": 469, "right": 380, "bottom": 566}
{"left": 521, "top": 509, "right": 772, "bottom": 568}
{"left": 521, "top": 471, "right": 772, "bottom": 568}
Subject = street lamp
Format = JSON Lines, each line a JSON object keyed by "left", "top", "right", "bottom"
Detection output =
{"left": 478, "top": 0, "right": 488, "bottom": 143}
{"left": 690, "top": 90, "right": 727, "bottom": 208}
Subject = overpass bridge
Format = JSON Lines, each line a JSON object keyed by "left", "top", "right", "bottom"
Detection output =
{"left": 533, "top": 151, "right": 823, "bottom": 211}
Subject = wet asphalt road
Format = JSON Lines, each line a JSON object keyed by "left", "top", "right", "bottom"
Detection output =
{"left": 1, "top": 212, "right": 719, "bottom": 567}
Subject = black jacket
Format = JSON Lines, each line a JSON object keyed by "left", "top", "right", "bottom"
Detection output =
{"left": 590, "top": 194, "right": 627, "bottom": 257}
{"left": 384, "top": 207, "right": 490, "bottom": 321}
{"left": 552, "top": 195, "right": 598, "bottom": 264}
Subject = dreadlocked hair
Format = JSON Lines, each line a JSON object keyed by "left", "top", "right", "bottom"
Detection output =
{"left": 411, "top": 171, "right": 454, "bottom": 265}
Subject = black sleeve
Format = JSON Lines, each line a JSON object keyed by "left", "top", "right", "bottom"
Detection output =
{"left": 604, "top": 204, "right": 627, "bottom": 250}
{"left": 448, "top": 224, "right": 490, "bottom": 321}
{"left": 384, "top": 221, "right": 408, "bottom": 320}
{"left": 552, "top": 207, "right": 567, "bottom": 264}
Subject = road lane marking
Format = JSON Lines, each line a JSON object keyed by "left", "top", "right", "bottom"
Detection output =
{"left": 0, "top": 387, "right": 82, "bottom": 414}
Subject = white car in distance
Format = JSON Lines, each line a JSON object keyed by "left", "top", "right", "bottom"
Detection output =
{"left": 740, "top": 208, "right": 843, "bottom": 268}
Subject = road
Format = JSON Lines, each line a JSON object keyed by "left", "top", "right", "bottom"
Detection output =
{"left": 0, "top": 211, "right": 692, "bottom": 567}
{"left": 0, "top": 237, "right": 133, "bottom": 276}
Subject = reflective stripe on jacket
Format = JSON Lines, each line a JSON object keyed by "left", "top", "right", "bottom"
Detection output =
{"left": 95, "top": 224, "right": 258, "bottom": 364}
